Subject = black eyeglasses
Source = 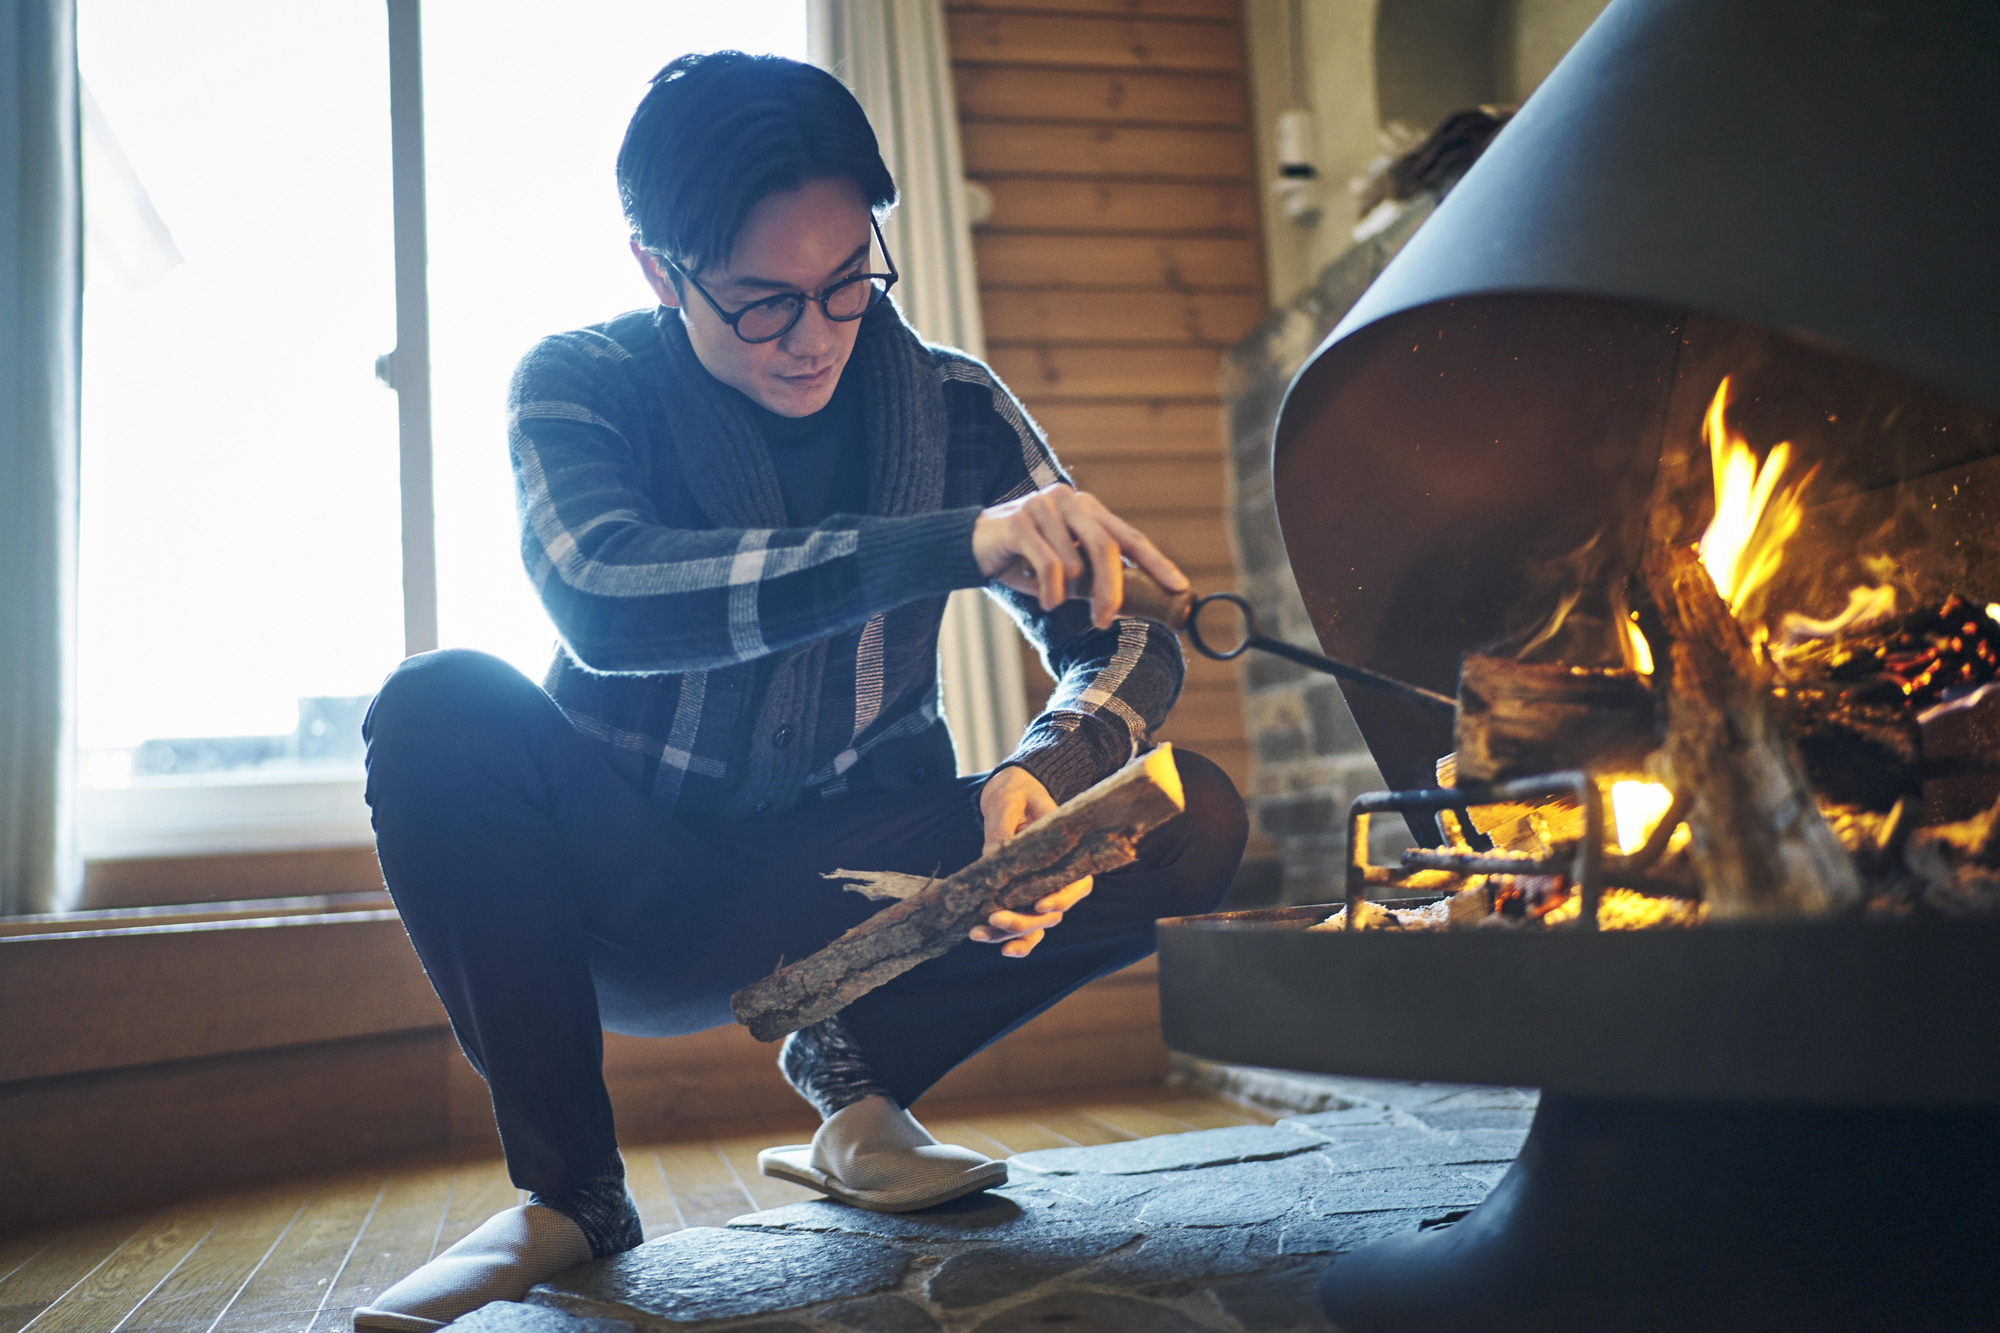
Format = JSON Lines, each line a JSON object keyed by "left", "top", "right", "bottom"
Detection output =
{"left": 662, "top": 217, "right": 899, "bottom": 345}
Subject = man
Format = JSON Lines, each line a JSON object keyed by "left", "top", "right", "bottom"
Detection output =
{"left": 355, "top": 51, "right": 1245, "bottom": 1331}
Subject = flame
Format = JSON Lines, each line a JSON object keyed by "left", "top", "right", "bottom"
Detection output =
{"left": 1610, "top": 779, "right": 1675, "bottom": 855}
{"left": 1697, "top": 377, "right": 1818, "bottom": 616}
{"left": 1622, "top": 614, "right": 1654, "bottom": 676}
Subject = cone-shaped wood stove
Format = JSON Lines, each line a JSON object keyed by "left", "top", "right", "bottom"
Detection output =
{"left": 1159, "top": 0, "right": 2000, "bottom": 1327}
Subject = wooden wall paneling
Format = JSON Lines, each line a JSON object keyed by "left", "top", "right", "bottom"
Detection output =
{"left": 974, "top": 234, "right": 1258, "bottom": 288}
{"left": 950, "top": 0, "right": 1238, "bottom": 19}
{"left": 954, "top": 65, "right": 1244, "bottom": 126}
{"left": 1031, "top": 401, "right": 1235, "bottom": 457}
{"left": 977, "top": 179, "right": 1256, "bottom": 235}
{"left": 961, "top": 123, "right": 1252, "bottom": 179}
{"left": 988, "top": 345, "right": 1225, "bottom": 399}
{"left": 949, "top": 12, "right": 1241, "bottom": 72}
{"left": 983, "top": 289, "right": 1263, "bottom": 346}
{"left": 1062, "top": 455, "right": 1231, "bottom": 504}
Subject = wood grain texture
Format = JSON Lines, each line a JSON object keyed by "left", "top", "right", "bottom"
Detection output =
{"left": 1034, "top": 400, "right": 1230, "bottom": 456}
{"left": 950, "top": 0, "right": 1238, "bottom": 18}
{"left": 0, "top": 1086, "right": 1273, "bottom": 1328}
{"left": 0, "top": 1030, "right": 453, "bottom": 1237}
{"left": 110, "top": 1187, "right": 315, "bottom": 1333}
{"left": 732, "top": 747, "right": 1186, "bottom": 1040}
{"left": 0, "top": 913, "right": 444, "bottom": 1083}
{"left": 1063, "top": 454, "right": 1230, "bottom": 504}
{"left": 988, "top": 344, "right": 1225, "bottom": 400}
{"left": 976, "top": 178, "right": 1256, "bottom": 235}
{"left": 963, "top": 122, "right": 1252, "bottom": 180}
{"left": 955, "top": 63, "right": 1244, "bottom": 125}
{"left": 80, "top": 846, "right": 384, "bottom": 910}
{"left": 984, "top": 289, "right": 1262, "bottom": 345}
{"left": 976, "top": 233, "right": 1259, "bottom": 289}
{"left": 949, "top": 11, "right": 1240, "bottom": 72}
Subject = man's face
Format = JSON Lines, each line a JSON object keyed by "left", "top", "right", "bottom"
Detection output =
{"left": 634, "top": 176, "right": 873, "bottom": 418}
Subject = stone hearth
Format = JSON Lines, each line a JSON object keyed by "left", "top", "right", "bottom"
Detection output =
{"left": 445, "top": 1079, "right": 1534, "bottom": 1333}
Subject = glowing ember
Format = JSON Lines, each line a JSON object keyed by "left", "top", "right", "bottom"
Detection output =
{"left": 1610, "top": 779, "right": 1675, "bottom": 855}
{"left": 1697, "top": 376, "right": 1818, "bottom": 616}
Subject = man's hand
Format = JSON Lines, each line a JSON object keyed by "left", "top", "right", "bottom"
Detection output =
{"left": 972, "top": 484, "right": 1188, "bottom": 630}
{"left": 971, "top": 766, "right": 1093, "bottom": 958}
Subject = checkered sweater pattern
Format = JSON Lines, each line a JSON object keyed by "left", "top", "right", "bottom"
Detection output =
{"left": 508, "top": 302, "right": 1184, "bottom": 819}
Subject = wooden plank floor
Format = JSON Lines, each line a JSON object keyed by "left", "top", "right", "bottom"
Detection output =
{"left": 0, "top": 1086, "right": 1272, "bottom": 1332}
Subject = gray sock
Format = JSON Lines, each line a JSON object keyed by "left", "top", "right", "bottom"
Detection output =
{"left": 531, "top": 1158, "right": 643, "bottom": 1259}
{"left": 780, "top": 1014, "right": 893, "bottom": 1118}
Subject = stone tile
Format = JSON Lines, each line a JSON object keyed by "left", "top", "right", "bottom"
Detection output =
{"left": 1278, "top": 1078, "right": 1535, "bottom": 1120}
{"left": 1275, "top": 1207, "right": 1435, "bottom": 1258}
{"left": 1010, "top": 1124, "right": 1326, "bottom": 1177}
{"left": 1308, "top": 1163, "right": 1506, "bottom": 1216}
{"left": 732, "top": 1185, "right": 1125, "bottom": 1246}
{"left": 1085, "top": 1222, "right": 1287, "bottom": 1287}
{"left": 926, "top": 1234, "right": 1133, "bottom": 1309}
{"left": 971, "top": 1291, "right": 1213, "bottom": 1333}
{"left": 1121, "top": 1156, "right": 1332, "bottom": 1230}
{"left": 451, "top": 1303, "right": 637, "bottom": 1332}
{"left": 534, "top": 1227, "right": 905, "bottom": 1325}
{"left": 1288, "top": 1124, "right": 1529, "bottom": 1173}
{"left": 820, "top": 1294, "right": 941, "bottom": 1331}
{"left": 1208, "top": 1256, "right": 1334, "bottom": 1331}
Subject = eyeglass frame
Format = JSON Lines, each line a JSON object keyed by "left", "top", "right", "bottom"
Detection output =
{"left": 657, "top": 216, "right": 899, "bottom": 345}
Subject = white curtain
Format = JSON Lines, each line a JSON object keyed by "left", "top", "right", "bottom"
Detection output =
{"left": 809, "top": 0, "right": 1029, "bottom": 774}
{"left": 1, "top": 0, "right": 82, "bottom": 913}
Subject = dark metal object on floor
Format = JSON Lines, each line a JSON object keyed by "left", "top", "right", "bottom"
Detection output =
{"left": 1158, "top": 905, "right": 2000, "bottom": 1331}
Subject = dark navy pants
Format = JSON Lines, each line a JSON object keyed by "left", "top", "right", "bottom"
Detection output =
{"left": 362, "top": 649, "right": 1247, "bottom": 1202}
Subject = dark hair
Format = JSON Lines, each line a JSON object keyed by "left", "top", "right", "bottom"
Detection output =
{"left": 617, "top": 52, "right": 897, "bottom": 276}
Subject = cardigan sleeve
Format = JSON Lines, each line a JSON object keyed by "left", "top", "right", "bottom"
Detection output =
{"left": 933, "top": 355, "right": 1188, "bottom": 802}
{"left": 511, "top": 330, "right": 984, "bottom": 675}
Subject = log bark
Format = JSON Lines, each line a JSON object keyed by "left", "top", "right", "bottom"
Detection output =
{"left": 1454, "top": 654, "right": 1658, "bottom": 782}
{"left": 731, "top": 745, "right": 1187, "bottom": 1042}
{"left": 1642, "top": 545, "right": 1862, "bottom": 917}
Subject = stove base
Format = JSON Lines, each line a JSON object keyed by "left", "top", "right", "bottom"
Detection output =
{"left": 1318, "top": 1095, "right": 2000, "bottom": 1333}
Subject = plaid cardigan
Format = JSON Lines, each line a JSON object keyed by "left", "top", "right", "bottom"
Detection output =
{"left": 508, "top": 301, "right": 1184, "bottom": 819}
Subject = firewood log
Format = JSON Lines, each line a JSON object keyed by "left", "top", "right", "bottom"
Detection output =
{"left": 1454, "top": 654, "right": 1657, "bottom": 782}
{"left": 1641, "top": 545, "right": 1863, "bottom": 917}
{"left": 731, "top": 745, "right": 1187, "bottom": 1042}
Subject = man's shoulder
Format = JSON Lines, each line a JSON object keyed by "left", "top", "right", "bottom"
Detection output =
{"left": 512, "top": 307, "right": 660, "bottom": 401}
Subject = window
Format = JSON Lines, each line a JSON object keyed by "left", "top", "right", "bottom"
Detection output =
{"left": 76, "top": 1, "right": 807, "bottom": 868}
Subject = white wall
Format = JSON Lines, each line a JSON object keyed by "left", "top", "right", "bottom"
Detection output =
{"left": 1247, "top": 0, "right": 1610, "bottom": 308}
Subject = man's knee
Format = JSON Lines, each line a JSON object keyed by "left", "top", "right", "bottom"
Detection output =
{"left": 365, "top": 649, "right": 540, "bottom": 750}
{"left": 1156, "top": 747, "right": 1249, "bottom": 918}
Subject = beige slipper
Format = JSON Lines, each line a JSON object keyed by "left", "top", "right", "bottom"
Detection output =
{"left": 758, "top": 1095, "right": 1007, "bottom": 1213}
{"left": 352, "top": 1203, "right": 591, "bottom": 1331}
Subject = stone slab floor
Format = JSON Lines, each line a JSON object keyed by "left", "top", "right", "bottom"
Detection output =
{"left": 468, "top": 1079, "right": 1538, "bottom": 1333}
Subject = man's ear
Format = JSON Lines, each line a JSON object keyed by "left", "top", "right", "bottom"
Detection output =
{"left": 631, "top": 240, "right": 681, "bottom": 308}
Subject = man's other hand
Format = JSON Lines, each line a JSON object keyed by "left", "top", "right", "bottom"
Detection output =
{"left": 972, "top": 483, "right": 1188, "bottom": 630}
{"left": 971, "top": 766, "right": 1093, "bottom": 958}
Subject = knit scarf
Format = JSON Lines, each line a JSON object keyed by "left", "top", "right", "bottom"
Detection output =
{"left": 646, "top": 299, "right": 951, "bottom": 815}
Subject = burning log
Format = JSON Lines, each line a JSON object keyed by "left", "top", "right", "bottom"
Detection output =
{"left": 731, "top": 745, "right": 1186, "bottom": 1042}
{"left": 1642, "top": 544, "right": 1864, "bottom": 917}
{"left": 1454, "top": 654, "right": 1657, "bottom": 783}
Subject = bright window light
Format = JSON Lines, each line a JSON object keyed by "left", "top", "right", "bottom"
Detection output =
{"left": 77, "top": 2, "right": 401, "bottom": 786}
{"left": 424, "top": 1, "right": 808, "bottom": 677}
{"left": 74, "top": 1, "right": 808, "bottom": 840}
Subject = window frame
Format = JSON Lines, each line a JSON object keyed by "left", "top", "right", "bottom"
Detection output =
{"left": 76, "top": 0, "right": 435, "bottom": 874}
